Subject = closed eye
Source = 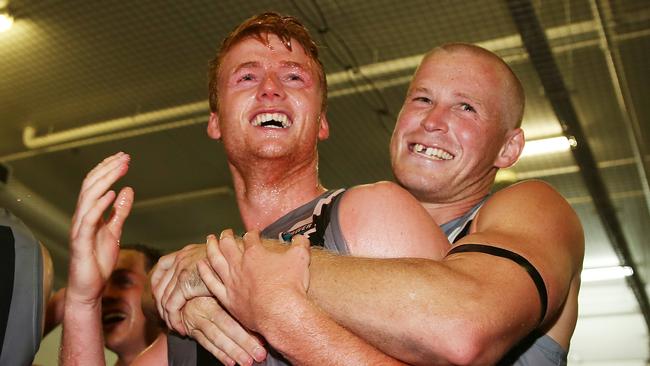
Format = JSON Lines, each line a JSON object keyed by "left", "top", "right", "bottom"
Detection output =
{"left": 110, "top": 271, "right": 135, "bottom": 288}
{"left": 239, "top": 73, "right": 255, "bottom": 82}
{"left": 413, "top": 96, "right": 432, "bottom": 104}
{"left": 286, "top": 73, "right": 303, "bottom": 81}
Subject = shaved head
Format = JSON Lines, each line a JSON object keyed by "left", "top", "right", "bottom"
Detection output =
{"left": 422, "top": 43, "right": 525, "bottom": 130}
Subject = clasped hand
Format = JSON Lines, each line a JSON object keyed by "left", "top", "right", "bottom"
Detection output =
{"left": 151, "top": 230, "right": 311, "bottom": 365}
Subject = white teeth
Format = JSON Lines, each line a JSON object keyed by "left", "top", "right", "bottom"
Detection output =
{"left": 413, "top": 143, "right": 453, "bottom": 160}
{"left": 103, "top": 312, "right": 126, "bottom": 322}
{"left": 251, "top": 113, "right": 291, "bottom": 128}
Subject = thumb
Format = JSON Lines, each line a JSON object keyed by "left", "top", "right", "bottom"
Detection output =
{"left": 289, "top": 234, "right": 311, "bottom": 266}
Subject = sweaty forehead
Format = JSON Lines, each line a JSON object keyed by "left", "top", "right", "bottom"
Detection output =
{"left": 114, "top": 250, "right": 147, "bottom": 274}
{"left": 223, "top": 35, "right": 313, "bottom": 69}
{"left": 418, "top": 52, "right": 510, "bottom": 98}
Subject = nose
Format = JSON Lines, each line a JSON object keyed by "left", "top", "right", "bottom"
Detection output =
{"left": 257, "top": 73, "right": 286, "bottom": 101}
{"left": 420, "top": 104, "right": 448, "bottom": 133}
{"left": 102, "top": 282, "right": 119, "bottom": 300}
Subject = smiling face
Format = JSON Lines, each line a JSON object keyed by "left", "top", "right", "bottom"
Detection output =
{"left": 207, "top": 34, "right": 329, "bottom": 169}
{"left": 101, "top": 249, "right": 151, "bottom": 357}
{"left": 390, "top": 46, "right": 524, "bottom": 203}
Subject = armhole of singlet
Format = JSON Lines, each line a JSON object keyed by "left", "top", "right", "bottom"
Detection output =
{"left": 324, "top": 189, "right": 350, "bottom": 254}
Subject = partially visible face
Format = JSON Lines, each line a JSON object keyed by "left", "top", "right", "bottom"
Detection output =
{"left": 208, "top": 34, "right": 329, "bottom": 167}
{"left": 101, "top": 250, "right": 150, "bottom": 355}
{"left": 390, "top": 50, "right": 515, "bottom": 202}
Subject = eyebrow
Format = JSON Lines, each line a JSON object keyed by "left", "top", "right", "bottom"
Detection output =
{"left": 280, "top": 61, "right": 308, "bottom": 71}
{"left": 411, "top": 86, "right": 431, "bottom": 94}
{"left": 233, "top": 61, "right": 262, "bottom": 74}
{"left": 111, "top": 269, "right": 135, "bottom": 277}
{"left": 456, "top": 92, "right": 485, "bottom": 107}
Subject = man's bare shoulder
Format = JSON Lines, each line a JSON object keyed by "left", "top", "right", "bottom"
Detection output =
{"left": 338, "top": 181, "right": 448, "bottom": 259}
{"left": 458, "top": 179, "right": 584, "bottom": 328}
{"left": 344, "top": 180, "right": 416, "bottom": 202}
{"left": 472, "top": 179, "right": 583, "bottom": 258}
{"left": 480, "top": 180, "right": 582, "bottom": 234}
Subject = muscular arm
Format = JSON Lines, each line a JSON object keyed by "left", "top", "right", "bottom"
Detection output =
{"left": 305, "top": 180, "right": 584, "bottom": 365}
{"left": 200, "top": 230, "right": 407, "bottom": 366}
{"left": 259, "top": 289, "right": 407, "bottom": 366}
{"left": 154, "top": 182, "right": 449, "bottom": 364}
{"left": 256, "top": 181, "right": 448, "bottom": 364}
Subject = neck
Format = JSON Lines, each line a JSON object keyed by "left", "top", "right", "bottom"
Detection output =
{"left": 114, "top": 350, "right": 139, "bottom": 366}
{"left": 418, "top": 193, "right": 488, "bottom": 225}
{"left": 229, "top": 156, "right": 326, "bottom": 231}
{"left": 417, "top": 170, "right": 497, "bottom": 224}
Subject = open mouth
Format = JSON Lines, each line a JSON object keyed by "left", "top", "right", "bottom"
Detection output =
{"left": 102, "top": 311, "right": 127, "bottom": 327}
{"left": 250, "top": 112, "right": 292, "bottom": 129}
{"left": 409, "top": 143, "right": 454, "bottom": 160}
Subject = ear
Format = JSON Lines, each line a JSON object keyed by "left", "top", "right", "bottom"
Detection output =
{"left": 317, "top": 112, "right": 330, "bottom": 140}
{"left": 207, "top": 113, "right": 221, "bottom": 140}
{"left": 494, "top": 128, "right": 524, "bottom": 168}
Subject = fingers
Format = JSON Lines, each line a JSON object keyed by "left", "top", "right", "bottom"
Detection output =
{"left": 191, "top": 318, "right": 252, "bottom": 366}
{"left": 93, "top": 187, "right": 134, "bottom": 273}
{"left": 106, "top": 187, "right": 134, "bottom": 241}
{"left": 219, "top": 230, "right": 243, "bottom": 266}
{"left": 72, "top": 152, "right": 131, "bottom": 238}
{"left": 290, "top": 235, "right": 311, "bottom": 291}
{"left": 190, "top": 329, "right": 237, "bottom": 366}
{"left": 151, "top": 252, "right": 179, "bottom": 318}
{"left": 197, "top": 259, "right": 227, "bottom": 304}
{"left": 241, "top": 230, "right": 261, "bottom": 251}
{"left": 206, "top": 234, "right": 229, "bottom": 284}
{"left": 184, "top": 298, "right": 265, "bottom": 365}
{"left": 81, "top": 152, "right": 126, "bottom": 192}
{"left": 289, "top": 234, "right": 311, "bottom": 263}
{"left": 155, "top": 244, "right": 209, "bottom": 328}
{"left": 165, "top": 270, "right": 211, "bottom": 334}
{"left": 72, "top": 189, "right": 116, "bottom": 256}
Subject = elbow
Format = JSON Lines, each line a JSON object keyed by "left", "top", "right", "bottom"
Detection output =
{"left": 413, "top": 319, "right": 495, "bottom": 366}
{"left": 442, "top": 331, "right": 490, "bottom": 366}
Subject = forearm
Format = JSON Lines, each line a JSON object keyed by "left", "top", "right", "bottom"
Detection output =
{"left": 60, "top": 300, "right": 106, "bottom": 366}
{"left": 262, "top": 294, "right": 405, "bottom": 366}
{"left": 306, "top": 252, "right": 520, "bottom": 365}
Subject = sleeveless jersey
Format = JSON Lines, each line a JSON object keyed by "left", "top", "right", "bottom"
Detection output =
{"left": 442, "top": 198, "right": 568, "bottom": 366}
{"left": 168, "top": 189, "right": 348, "bottom": 366}
{"left": 0, "top": 208, "right": 44, "bottom": 366}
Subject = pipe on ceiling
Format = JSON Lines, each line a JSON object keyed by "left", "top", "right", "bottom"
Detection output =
{"left": 23, "top": 100, "right": 209, "bottom": 149}
{"left": 20, "top": 20, "right": 604, "bottom": 152}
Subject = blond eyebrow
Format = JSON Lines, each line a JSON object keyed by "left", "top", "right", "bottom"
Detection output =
{"left": 456, "top": 92, "right": 485, "bottom": 107}
{"left": 233, "top": 61, "right": 262, "bottom": 74}
{"left": 280, "top": 61, "right": 309, "bottom": 71}
{"left": 409, "top": 86, "right": 431, "bottom": 95}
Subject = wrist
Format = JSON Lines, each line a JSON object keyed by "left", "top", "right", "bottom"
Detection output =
{"left": 64, "top": 290, "right": 102, "bottom": 310}
{"left": 259, "top": 292, "right": 314, "bottom": 345}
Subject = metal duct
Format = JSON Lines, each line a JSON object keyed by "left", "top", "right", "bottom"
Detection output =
{"left": 506, "top": 0, "right": 650, "bottom": 331}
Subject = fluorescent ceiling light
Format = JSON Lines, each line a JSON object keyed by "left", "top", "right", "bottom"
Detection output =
{"left": 521, "top": 136, "right": 577, "bottom": 157}
{"left": 581, "top": 265, "right": 633, "bottom": 283}
{"left": 0, "top": 12, "right": 13, "bottom": 32}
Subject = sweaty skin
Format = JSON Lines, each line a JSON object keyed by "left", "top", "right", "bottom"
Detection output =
{"left": 144, "top": 30, "right": 448, "bottom": 366}
{"left": 162, "top": 45, "right": 583, "bottom": 366}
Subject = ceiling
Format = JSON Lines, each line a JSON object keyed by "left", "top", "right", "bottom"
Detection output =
{"left": 1, "top": 0, "right": 649, "bottom": 364}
